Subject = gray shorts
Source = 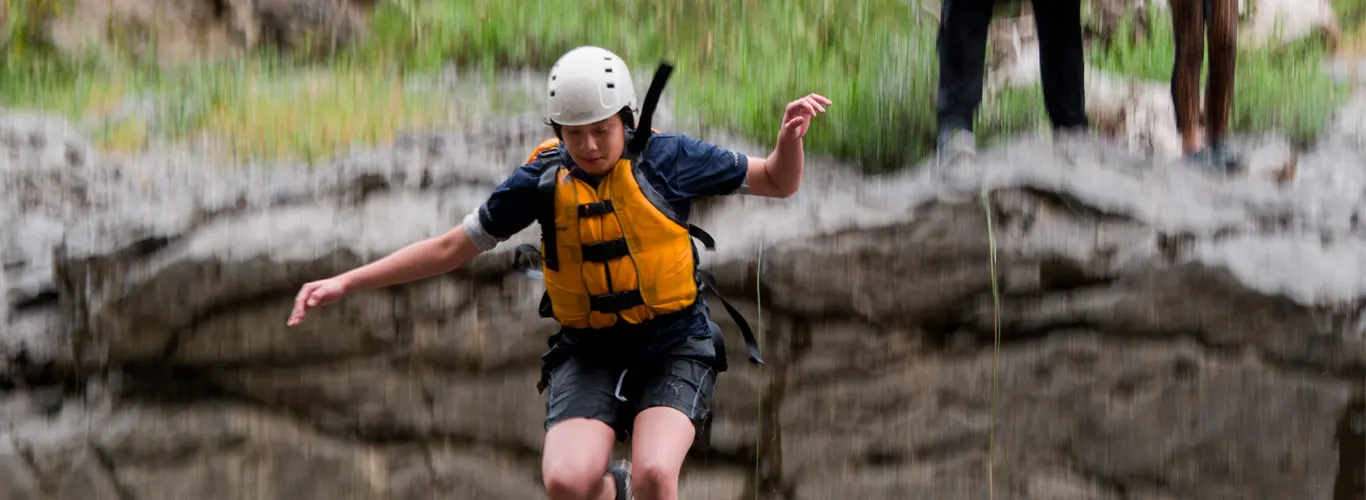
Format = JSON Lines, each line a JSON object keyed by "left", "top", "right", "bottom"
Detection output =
{"left": 539, "top": 323, "right": 723, "bottom": 443}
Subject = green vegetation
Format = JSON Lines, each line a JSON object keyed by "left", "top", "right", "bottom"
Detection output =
{"left": 0, "top": 0, "right": 1359, "bottom": 168}
{"left": 1336, "top": 0, "right": 1366, "bottom": 38}
{"left": 1089, "top": 4, "right": 1352, "bottom": 146}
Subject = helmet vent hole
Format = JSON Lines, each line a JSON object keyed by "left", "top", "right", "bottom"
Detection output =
{"left": 550, "top": 90, "right": 556, "bottom": 97}
{"left": 606, "top": 83, "right": 615, "bottom": 89}
{"left": 605, "top": 68, "right": 613, "bottom": 73}
{"left": 551, "top": 75, "right": 557, "bottom": 80}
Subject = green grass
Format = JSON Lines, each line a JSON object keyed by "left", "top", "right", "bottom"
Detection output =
{"left": 349, "top": 0, "right": 1055, "bottom": 168}
{"left": 0, "top": 0, "right": 1358, "bottom": 168}
{"left": 1337, "top": 0, "right": 1366, "bottom": 57}
{"left": 1336, "top": 0, "right": 1366, "bottom": 37}
{"left": 0, "top": 55, "right": 474, "bottom": 160}
{"left": 345, "top": 0, "right": 952, "bottom": 170}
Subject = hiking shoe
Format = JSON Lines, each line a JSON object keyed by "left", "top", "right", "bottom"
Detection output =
{"left": 607, "top": 460, "right": 633, "bottom": 500}
{"left": 936, "top": 129, "right": 977, "bottom": 168}
{"left": 1210, "top": 142, "right": 1242, "bottom": 171}
{"left": 1185, "top": 145, "right": 1241, "bottom": 174}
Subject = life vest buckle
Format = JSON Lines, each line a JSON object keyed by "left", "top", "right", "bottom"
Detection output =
{"left": 578, "top": 200, "right": 615, "bottom": 217}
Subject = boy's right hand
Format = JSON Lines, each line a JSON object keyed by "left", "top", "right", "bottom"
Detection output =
{"left": 286, "top": 278, "right": 348, "bottom": 326}
{"left": 778, "top": 93, "right": 831, "bottom": 143}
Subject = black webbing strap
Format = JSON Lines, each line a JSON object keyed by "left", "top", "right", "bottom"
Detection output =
{"left": 578, "top": 200, "right": 615, "bottom": 217}
{"left": 589, "top": 290, "right": 646, "bottom": 314}
{"left": 581, "top": 239, "right": 631, "bottom": 262}
{"left": 697, "top": 269, "right": 764, "bottom": 366}
{"left": 627, "top": 62, "right": 674, "bottom": 155}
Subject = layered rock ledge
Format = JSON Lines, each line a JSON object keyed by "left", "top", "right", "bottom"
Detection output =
{"left": 4, "top": 110, "right": 1366, "bottom": 499}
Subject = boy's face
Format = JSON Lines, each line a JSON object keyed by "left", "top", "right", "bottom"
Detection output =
{"left": 560, "top": 114, "right": 625, "bottom": 175}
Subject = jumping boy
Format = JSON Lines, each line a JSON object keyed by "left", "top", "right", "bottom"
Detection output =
{"left": 284, "top": 45, "right": 830, "bottom": 500}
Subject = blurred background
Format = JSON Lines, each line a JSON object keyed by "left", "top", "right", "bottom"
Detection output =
{"left": 2, "top": 0, "right": 1361, "bottom": 171}
{"left": 4, "top": 2, "right": 1366, "bottom": 500}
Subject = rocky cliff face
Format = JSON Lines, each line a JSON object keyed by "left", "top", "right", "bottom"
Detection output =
{"left": 3, "top": 108, "right": 1366, "bottom": 500}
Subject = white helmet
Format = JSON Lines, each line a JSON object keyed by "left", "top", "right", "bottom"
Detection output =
{"left": 546, "top": 46, "right": 637, "bottom": 127}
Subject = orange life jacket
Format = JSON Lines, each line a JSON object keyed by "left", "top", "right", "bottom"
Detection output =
{"left": 525, "top": 136, "right": 698, "bottom": 329}
{"left": 510, "top": 135, "right": 765, "bottom": 370}
{"left": 510, "top": 62, "right": 762, "bottom": 371}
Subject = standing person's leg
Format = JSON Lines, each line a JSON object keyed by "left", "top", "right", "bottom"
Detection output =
{"left": 1032, "top": 0, "right": 1091, "bottom": 132}
{"left": 936, "top": 0, "right": 998, "bottom": 160}
{"left": 1170, "top": 2, "right": 1183, "bottom": 134}
{"left": 1205, "top": 0, "right": 1239, "bottom": 167}
{"left": 1170, "top": 0, "right": 1208, "bottom": 157}
{"left": 541, "top": 354, "right": 631, "bottom": 500}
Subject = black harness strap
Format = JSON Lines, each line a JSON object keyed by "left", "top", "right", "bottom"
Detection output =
{"left": 628, "top": 63, "right": 674, "bottom": 155}
{"left": 535, "top": 149, "right": 564, "bottom": 272}
{"left": 510, "top": 148, "right": 567, "bottom": 319}
{"left": 589, "top": 290, "right": 646, "bottom": 314}
{"left": 688, "top": 224, "right": 716, "bottom": 251}
{"left": 581, "top": 239, "right": 630, "bottom": 262}
{"left": 697, "top": 269, "right": 765, "bottom": 366}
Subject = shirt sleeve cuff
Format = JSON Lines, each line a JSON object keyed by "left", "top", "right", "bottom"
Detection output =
{"left": 462, "top": 209, "right": 503, "bottom": 252}
{"left": 733, "top": 152, "right": 751, "bottom": 195}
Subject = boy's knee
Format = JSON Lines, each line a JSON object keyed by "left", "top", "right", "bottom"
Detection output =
{"left": 630, "top": 459, "right": 679, "bottom": 496}
{"left": 543, "top": 463, "right": 605, "bottom": 500}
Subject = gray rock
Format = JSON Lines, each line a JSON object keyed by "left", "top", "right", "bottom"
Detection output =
{"left": 3, "top": 393, "right": 547, "bottom": 500}
{"left": 4, "top": 109, "right": 1366, "bottom": 499}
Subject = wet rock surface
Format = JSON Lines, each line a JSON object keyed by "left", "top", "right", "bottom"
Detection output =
{"left": 4, "top": 108, "right": 1366, "bottom": 499}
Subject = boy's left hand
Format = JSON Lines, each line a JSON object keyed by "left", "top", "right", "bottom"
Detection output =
{"left": 779, "top": 93, "right": 832, "bottom": 142}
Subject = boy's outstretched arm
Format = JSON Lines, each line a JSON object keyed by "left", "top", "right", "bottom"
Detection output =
{"left": 286, "top": 161, "right": 540, "bottom": 328}
{"left": 286, "top": 226, "right": 483, "bottom": 326}
{"left": 337, "top": 226, "right": 484, "bottom": 294}
{"left": 745, "top": 93, "right": 832, "bottom": 199}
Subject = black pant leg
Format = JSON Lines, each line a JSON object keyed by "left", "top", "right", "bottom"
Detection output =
{"left": 936, "top": 0, "right": 998, "bottom": 134}
{"left": 1032, "top": 0, "right": 1090, "bottom": 129}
